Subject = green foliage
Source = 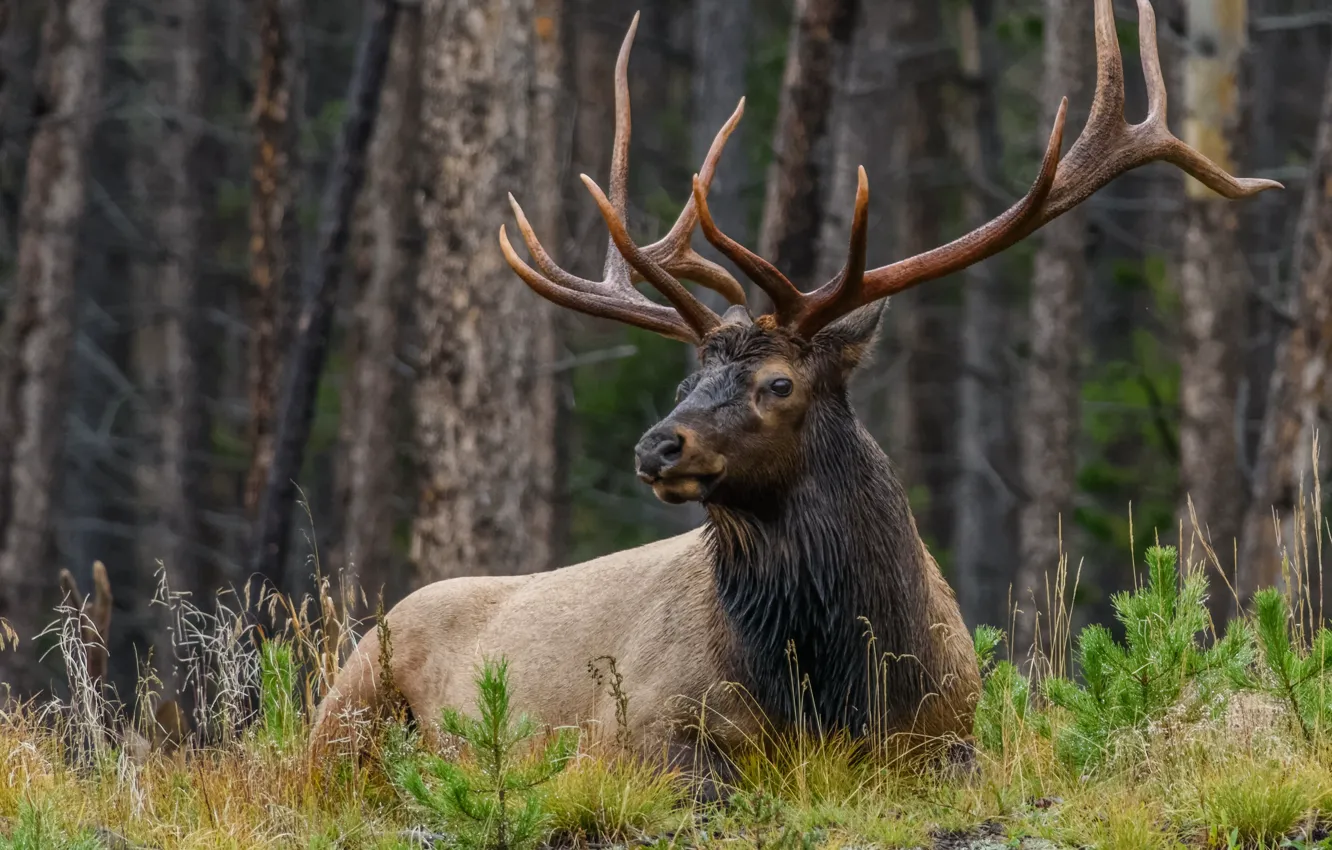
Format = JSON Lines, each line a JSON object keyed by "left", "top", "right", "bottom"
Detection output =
{"left": 569, "top": 327, "right": 687, "bottom": 561}
{"left": 1078, "top": 279, "right": 1180, "bottom": 565}
{"left": 972, "top": 626, "right": 1048, "bottom": 756}
{"left": 1199, "top": 765, "right": 1315, "bottom": 850}
{"left": 1044, "top": 546, "right": 1251, "bottom": 770}
{"left": 725, "top": 789, "right": 823, "bottom": 850}
{"left": 394, "top": 658, "right": 576, "bottom": 850}
{"left": 258, "top": 640, "right": 301, "bottom": 752}
{"left": 542, "top": 756, "right": 685, "bottom": 843}
{"left": 1241, "top": 590, "right": 1332, "bottom": 741}
{"left": 0, "top": 801, "right": 98, "bottom": 850}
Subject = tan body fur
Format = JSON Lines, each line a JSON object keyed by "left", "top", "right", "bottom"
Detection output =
{"left": 312, "top": 528, "right": 979, "bottom": 757}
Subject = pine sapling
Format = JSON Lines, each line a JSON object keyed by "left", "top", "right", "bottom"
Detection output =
{"left": 1045, "top": 546, "right": 1251, "bottom": 769}
{"left": 396, "top": 657, "right": 577, "bottom": 850}
{"left": 972, "top": 626, "right": 1047, "bottom": 757}
{"left": 1243, "top": 589, "right": 1332, "bottom": 742}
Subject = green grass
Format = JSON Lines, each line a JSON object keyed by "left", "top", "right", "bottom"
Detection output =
{"left": 2, "top": 551, "right": 1331, "bottom": 849}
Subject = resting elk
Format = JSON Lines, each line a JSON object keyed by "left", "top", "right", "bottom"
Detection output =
{"left": 312, "top": 0, "right": 1278, "bottom": 768}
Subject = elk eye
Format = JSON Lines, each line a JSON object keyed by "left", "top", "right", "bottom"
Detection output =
{"left": 769, "top": 378, "right": 794, "bottom": 398}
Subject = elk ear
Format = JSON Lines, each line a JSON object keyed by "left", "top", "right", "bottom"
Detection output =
{"left": 814, "top": 301, "right": 886, "bottom": 374}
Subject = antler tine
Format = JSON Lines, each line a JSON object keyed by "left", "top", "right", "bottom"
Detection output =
{"left": 500, "top": 13, "right": 744, "bottom": 342}
{"left": 641, "top": 99, "right": 748, "bottom": 305}
{"left": 582, "top": 175, "right": 722, "bottom": 339}
{"left": 783, "top": 0, "right": 1280, "bottom": 339}
{"left": 787, "top": 98, "right": 1067, "bottom": 335}
{"left": 692, "top": 172, "right": 803, "bottom": 322}
{"left": 796, "top": 167, "right": 871, "bottom": 334}
{"left": 499, "top": 224, "right": 699, "bottom": 342}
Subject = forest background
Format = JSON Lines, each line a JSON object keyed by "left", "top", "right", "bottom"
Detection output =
{"left": 0, "top": 0, "right": 1329, "bottom": 702}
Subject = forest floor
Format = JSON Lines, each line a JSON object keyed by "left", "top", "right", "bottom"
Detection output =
{"left": 0, "top": 547, "right": 1330, "bottom": 849}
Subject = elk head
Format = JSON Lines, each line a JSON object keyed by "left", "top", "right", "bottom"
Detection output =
{"left": 501, "top": 1, "right": 1279, "bottom": 512}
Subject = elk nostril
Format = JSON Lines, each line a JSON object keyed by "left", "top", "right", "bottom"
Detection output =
{"left": 659, "top": 430, "right": 685, "bottom": 462}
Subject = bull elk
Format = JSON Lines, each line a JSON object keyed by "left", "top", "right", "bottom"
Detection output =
{"left": 313, "top": 0, "right": 1278, "bottom": 767}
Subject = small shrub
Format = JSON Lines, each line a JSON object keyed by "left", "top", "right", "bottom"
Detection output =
{"left": 1044, "top": 546, "right": 1251, "bottom": 770}
{"left": 973, "top": 626, "right": 1048, "bottom": 757}
{"left": 394, "top": 657, "right": 576, "bottom": 850}
{"left": 543, "top": 755, "right": 685, "bottom": 843}
{"left": 258, "top": 640, "right": 301, "bottom": 752}
{"left": 1199, "top": 765, "right": 1312, "bottom": 849}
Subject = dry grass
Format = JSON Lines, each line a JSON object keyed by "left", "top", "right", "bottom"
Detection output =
{"left": 1, "top": 481, "right": 1331, "bottom": 848}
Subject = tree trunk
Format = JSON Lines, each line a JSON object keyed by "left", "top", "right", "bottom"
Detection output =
{"left": 756, "top": 0, "right": 855, "bottom": 298}
{"left": 0, "top": 0, "right": 108, "bottom": 696}
{"left": 249, "top": 0, "right": 399, "bottom": 593}
{"left": 1177, "top": 0, "right": 1249, "bottom": 615}
{"left": 412, "top": 0, "right": 560, "bottom": 581}
{"left": 246, "top": 0, "right": 303, "bottom": 517}
{"left": 0, "top": 0, "right": 42, "bottom": 262}
{"left": 339, "top": 2, "right": 423, "bottom": 608}
{"left": 814, "top": 0, "right": 893, "bottom": 284}
{"left": 156, "top": 0, "right": 212, "bottom": 603}
{"left": 692, "top": 0, "right": 751, "bottom": 278}
{"left": 951, "top": 0, "right": 1015, "bottom": 631}
{"left": 885, "top": 0, "right": 957, "bottom": 563}
{"left": 1014, "top": 0, "right": 1092, "bottom": 659}
{"left": 533, "top": 0, "right": 569, "bottom": 563}
{"left": 1238, "top": 50, "right": 1332, "bottom": 605}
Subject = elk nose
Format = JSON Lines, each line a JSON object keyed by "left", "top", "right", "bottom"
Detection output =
{"left": 635, "top": 426, "right": 687, "bottom": 480}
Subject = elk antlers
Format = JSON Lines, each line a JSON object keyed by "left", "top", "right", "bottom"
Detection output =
{"left": 504, "top": 0, "right": 1281, "bottom": 344}
{"left": 499, "top": 13, "right": 745, "bottom": 344}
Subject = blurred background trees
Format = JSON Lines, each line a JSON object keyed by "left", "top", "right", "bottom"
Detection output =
{"left": 0, "top": 0, "right": 1328, "bottom": 698}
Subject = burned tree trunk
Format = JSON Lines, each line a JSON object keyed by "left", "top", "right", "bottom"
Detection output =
{"left": 1176, "top": 0, "right": 1250, "bottom": 611}
{"left": 0, "top": 0, "right": 108, "bottom": 695}
{"left": 338, "top": 2, "right": 423, "bottom": 607}
{"left": 246, "top": 0, "right": 303, "bottom": 517}
{"left": 1239, "top": 50, "right": 1332, "bottom": 603}
{"left": 249, "top": 0, "right": 399, "bottom": 593}
{"left": 412, "top": 0, "right": 561, "bottom": 580}
{"left": 756, "top": 0, "right": 855, "bottom": 300}
{"left": 1014, "top": 0, "right": 1092, "bottom": 658}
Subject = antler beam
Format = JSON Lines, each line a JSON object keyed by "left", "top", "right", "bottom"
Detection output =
{"left": 499, "top": 13, "right": 746, "bottom": 345}
{"left": 691, "top": 0, "right": 1281, "bottom": 340}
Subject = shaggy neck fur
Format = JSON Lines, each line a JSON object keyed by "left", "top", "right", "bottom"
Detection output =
{"left": 704, "top": 392, "right": 941, "bottom": 733}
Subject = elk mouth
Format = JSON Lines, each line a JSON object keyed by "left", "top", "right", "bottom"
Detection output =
{"left": 639, "top": 465, "right": 726, "bottom": 504}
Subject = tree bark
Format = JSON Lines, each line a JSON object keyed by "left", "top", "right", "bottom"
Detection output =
{"left": 1238, "top": 50, "right": 1332, "bottom": 604}
{"left": 814, "top": 0, "right": 893, "bottom": 284}
{"left": 692, "top": 0, "right": 751, "bottom": 278}
{"left": 1176, "top": 0, "right": 1249, "bottom": 615}
{"left": 249, "top": 0, "right": 399, "bottom": 593}
{"left": 339, "top": 2, "right": 423, "bottom": 608}
{"left": 1015, "top": 0, "right": 1092, "bottom": 659}
{"left": 246, "top": 0, "right": 303, "bottom": 517}
{"left": 0, "top": 0, "right": 42, "bottom": 262}
{"left": 412, "top": 0, "right": 560, "bottom": 581}
{"left": 157, "top": 0, "right": 212, "bottom": 603}
{"left": 951, "top": 0, "right": 1016, "bottom": 631}
{"left": 756, "top": 0, "right": 855, "bottom": 298}
{"left": 885, "top": 0, "right": 957, "bottom": 563}
{"left": 0, "top": 0, "right": 108, "bottom": 696}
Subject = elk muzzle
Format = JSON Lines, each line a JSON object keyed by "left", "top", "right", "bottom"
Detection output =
{"left": 634, "top": 422, "right": 726, "bottom": 504}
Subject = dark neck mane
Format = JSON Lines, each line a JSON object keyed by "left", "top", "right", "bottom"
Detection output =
{"left": 704, "top": 396, "right": 942, "bottom": 732}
